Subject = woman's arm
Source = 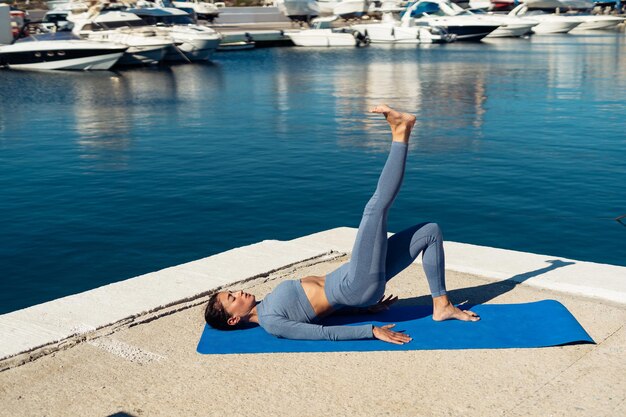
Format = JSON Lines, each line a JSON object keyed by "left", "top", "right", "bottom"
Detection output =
{"left": 262, "top": 314, "right": 373, "bottom": 341}
{"left": 261, "top": 314, "right": 412, "bottom": 345}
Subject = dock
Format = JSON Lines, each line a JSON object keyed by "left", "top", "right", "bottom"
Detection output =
{"left": 0, "top": 227, "right": 624, "bottom": 416}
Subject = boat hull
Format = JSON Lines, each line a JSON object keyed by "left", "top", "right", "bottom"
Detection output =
{"left": 164, "top": 36, "right": 221, "bottom": 61}
{"left": 573, "top": 18, "right": 625, "bottom": 31}
{"left": 333, "top": 1, "right": 369, "bottom": 20}
{"left": 117, "top": 44, "right": 169, "bottom": 66}
{"left": 531, "top": 20, "right": 581, "bottom": 34}
{"left": 353, "top": 24, "right": 454, "bottom": 44}
{"left": 436, "top": 24, "right": 499, "bottom": 41}
{"left": 0, "top": 42, "right": 126, "bottom": 71}
{"left": 487, "top": 22, "right": 536, "bottom": 37}
{"left": 287, "top": 29, "right": 357, "bottom": 47}
{"left": 280, "top": 0, "right": 320, "bottom": 22}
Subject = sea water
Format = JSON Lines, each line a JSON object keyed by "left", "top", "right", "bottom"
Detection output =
{"left": 1, "top": 33, "right": 625, "bottom": 314}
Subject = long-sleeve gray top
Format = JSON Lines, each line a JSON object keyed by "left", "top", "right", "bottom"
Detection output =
{"left": 256, "top": 280, "right": 373, "bottom": 341}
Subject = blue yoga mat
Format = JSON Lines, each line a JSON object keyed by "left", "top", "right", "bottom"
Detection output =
{"left": 197, "top": 300, "right": 594, "bottom": 354}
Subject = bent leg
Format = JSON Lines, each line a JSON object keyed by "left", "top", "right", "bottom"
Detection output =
{"left": 384, "top": 223, "right": 480, "bottom": 322}
{"left": 384, "top": 222, "right": 446, "bottom": 297}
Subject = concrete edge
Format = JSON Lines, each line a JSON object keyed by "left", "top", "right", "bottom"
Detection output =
{"left": 0, "top": 251, "right": 345, "bottom": 371}
{"left": 1, "top": 227, "right": 625, "bottom": 368}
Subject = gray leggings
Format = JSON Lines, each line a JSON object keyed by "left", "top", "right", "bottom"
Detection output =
{"left": 324, "top": 142, "right": 447, "bottom": 308}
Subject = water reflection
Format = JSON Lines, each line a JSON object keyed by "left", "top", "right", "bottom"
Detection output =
{"left": 529, "top": 34, "right": 626, "bottom": 101}
{"left": 70, "top": 64, "right": 225, "bottom": 170}
{"left": 320, "top": 46, "right": 491, "bottom": 151}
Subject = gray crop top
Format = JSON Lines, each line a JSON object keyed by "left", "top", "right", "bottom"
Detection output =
{"left": 256, "top": 280, "right": 373, "bottom": 341}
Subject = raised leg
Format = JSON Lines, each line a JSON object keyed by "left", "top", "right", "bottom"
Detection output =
{"left": 325, "top": 106, "right": 416, "bottom": 307}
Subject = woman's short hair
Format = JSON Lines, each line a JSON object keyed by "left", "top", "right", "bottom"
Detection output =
{"left": 204, "top": 292, "right": 235, "bottom": 330}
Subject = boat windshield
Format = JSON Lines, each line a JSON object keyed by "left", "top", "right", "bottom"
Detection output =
{"left": 410, "top": 2, "right": 447, "bottom": 17}
{"left": 96, "top": 20, "right": 147, "bottom": 30}
{"left": 43, "top": 13, "right": 70, "bottom": 24}
{"left": 525, "top": 10, "right": 549, "bottom": 16}
{"left": 138, "top": 14, "right": 195, "bottom": 25}
{"left": 15, "top": 32, "right": 80, "bottom": 42}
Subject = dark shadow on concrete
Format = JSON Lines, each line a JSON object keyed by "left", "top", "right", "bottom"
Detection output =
{"left": 108, "top": 413, "right": 137, "bottom": 417}
{"left": 396, "top": 259, "right": 575, "bottom": 309}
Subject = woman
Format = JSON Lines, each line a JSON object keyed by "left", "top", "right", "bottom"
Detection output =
{"left": 204, "top": 105, "right": 479, "bottom": 345}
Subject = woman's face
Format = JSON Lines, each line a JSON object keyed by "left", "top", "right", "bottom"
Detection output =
{"left": 218, "top": 290, "right": 256, "bottom": 322}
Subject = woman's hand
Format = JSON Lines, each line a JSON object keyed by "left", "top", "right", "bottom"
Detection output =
{"left": 373, "top": 324, "right": 412, "bottom": 345}
{"left": 367, "top": 294, "right": 398, "bottom": 314}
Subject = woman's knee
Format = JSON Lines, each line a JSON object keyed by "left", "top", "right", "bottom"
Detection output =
{"left": 423, "top": 222, "right": 443, "bottom": 241}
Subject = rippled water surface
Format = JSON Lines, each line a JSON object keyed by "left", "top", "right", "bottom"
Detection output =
{"left": 1, "top": 33, "right": 625, "bottom": 313}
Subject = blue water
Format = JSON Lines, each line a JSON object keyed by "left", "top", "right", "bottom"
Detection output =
{"left": 1, "top": 34, "right": 625, "bottom": 314}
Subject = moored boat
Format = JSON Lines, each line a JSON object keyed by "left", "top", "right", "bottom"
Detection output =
{"left": 71, "top": 11, "right": 174, "bottom": 66}
{"left": 405, "top": 0, "right": 502, "bottom": 41}
{"left": 0, "top": 38, "right": 126, "bottom": 70}
{"left": 125, "top": 6, "right": 222, "bottom": 61}
{"left": 287, "top": 16, "right": 367, "bottom": 46}
{"left": 508, "top": 4, "right": 582, "bottom": 34}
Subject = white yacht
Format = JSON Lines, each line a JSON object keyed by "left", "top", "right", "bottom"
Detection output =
{"left": 554, "top": 0, "right": 626, "bottom": 31}
{"left": 0, "top": 38, "right": 126, "bottom": 70}
{"left": 508, "top": 4, "right": 581, "bottom": 34}
{"left": 124, "top": 6, "right": 222, "bottom": 62}
{"left": 459, "top": 9, "right": 539, "bottom": 37}
{"left": 573, "top": 14, "right": 625, "bottom": 31}
{"left": 408, "top": 0, "right": 537, "bottom": 38}
{"left": 352, "top": 6, "right": 456, "bottom": 44}
{"left": 406, "top": 0, "right": 501, "bottom": 41}
{"left": 71, "top": 11, "right": 175, "bottom": 65}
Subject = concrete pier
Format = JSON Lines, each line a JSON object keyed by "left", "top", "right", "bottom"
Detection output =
{"left": 0, "top": 228, "right": 625, "bottom": 416}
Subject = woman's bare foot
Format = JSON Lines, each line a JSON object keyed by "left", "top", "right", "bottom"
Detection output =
{"left": 370, "top": 104, "right": 416, "bottom": 143}
{"left": 432, "top": 296, "right": 480, "bottom": 322}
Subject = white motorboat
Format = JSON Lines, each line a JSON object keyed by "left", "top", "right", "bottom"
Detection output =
{"left": 287, "top": 28, "right": 361, "bottom": 46}
{"left": 406, "top": 0, "right": 501, "bottom": 41}
{"left": 519, "top": 0, "right": 622, "bottom": 32}
{"left": 170, "top": 0, "right": 221, "bottom": 22}
{"left": 0, "top": 38, "right": 126, "bottom": 70}
{"left": 125, "top": 6, "right": 222, "bottom": 61}
{"left": 352, "top": 7, "right": 456, "bottom": 44}
{"left": 71, "top": 12, "right": 174, "bottom": 65}
{"left": 276, "top": 0, "right": 320, "bottom": 23}
{"left": 352, "top": 21, "right": 456, "bottom": 43}
{"left": 572, "top": 15, "right": 625, "bottom": 31}
{"left": 463, "top": 8, "right": 539, "bottom": 37}
{"left": 508, "top": 4, "right": 581, "bottom": 34}
{"left": 409, "top": 0, "right": 537, "bottom": 38}
{"left": 333, "top": 0, "right": 370, "bottom": 20}
{"left": 287, "top": 16, "right": 366, "bottom": 46}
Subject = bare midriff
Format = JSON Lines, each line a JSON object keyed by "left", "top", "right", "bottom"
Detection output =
{"left": 299, "top": 275, "right": 334, "bottom": 318}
